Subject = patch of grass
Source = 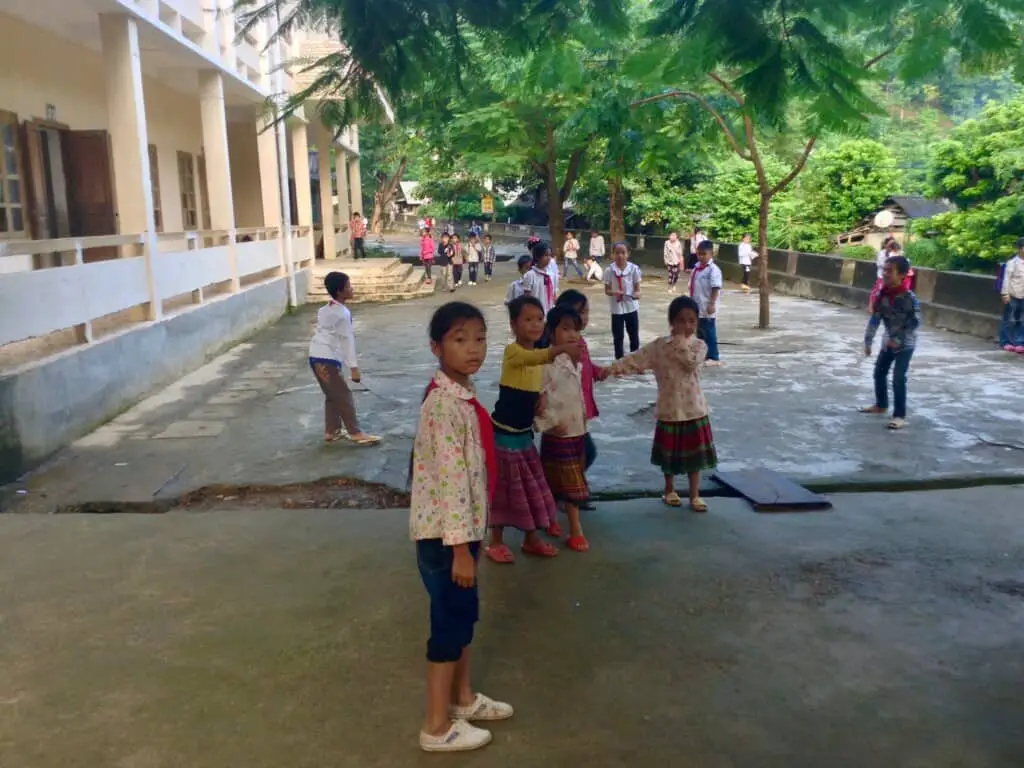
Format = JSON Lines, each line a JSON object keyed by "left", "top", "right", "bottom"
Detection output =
{"left": 838, "top": 245, "right": 876, "bottom": 261}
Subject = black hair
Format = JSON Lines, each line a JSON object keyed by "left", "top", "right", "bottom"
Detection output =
{"left": 508, "top": 295, "right": 544, "bottom": 322}
{"left": 484, "top": 233, "right": 492, "bottom": 239}
{"left": 669, "top": 295, "right": 700, "bottom": 324}
{"left": 1017, "top": 236, "right": 1024, "bottom": 249}
{"left": 517, "top": 254, "right": 533, "bottom": 270}
{"left": 556, "top": 288, "right": 588, "bottom": 312}
{"left": 324, "top": 271, "right": 350, "bottom": 300}
{"left": 531, "top": 241, "right": 550, "bottom": 264}
{"left": 885, "top": 255, "right": 911, "bottom": 276}
{"left": 546, "top": 305, "right": 582, "bottom": 336}
{"left": 696, "top": 240, "right": 714, "bottom": 253}
{"left": 429, "top": 301, "right": 487, "bottom": 343}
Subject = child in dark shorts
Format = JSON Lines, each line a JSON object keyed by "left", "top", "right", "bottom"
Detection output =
{"left": 409, "top": 301, "right": 513, "bottom": 753}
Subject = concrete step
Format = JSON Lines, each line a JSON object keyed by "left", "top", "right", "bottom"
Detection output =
{"left": 308, "top": 259, "right": 434, "bottom": 304}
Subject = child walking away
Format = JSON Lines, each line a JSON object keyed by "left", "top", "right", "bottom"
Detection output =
{"left": 1000, "top": 237, "right": 1024, "bottom": 353}
{"left": 505, "top": 255, "right": 533, "bottom": 305}
{"left": 664, "top": 231, "right": 683, "bottom": 292}
{"left": 607, "top": 296, "right": 717, "bottom": 512}
{"left": 466, "top": 234, "right": 483, "bottom": 285}
{"left": 451, "top": 235, "right": 465, "bottom": 288}
{"left": 861, "top": 255, "right": 921, "bottom": 431}
{"left": 308, "top": 272, "right": 381, "bottom": 446}
{"left": 689, "top": 240, "right": 723, "bottom": 366}
{"left": 521, "top": 242, "right": 558, "bottom": 316}
{"left": 410, "top": 302, "right": 514, "bottom": 753}
{"left": 482, "top": 234, "right": 497, "bottom": 282}
{"left": 487, "top": 296, "right": 581, "bottom": 564}
{"left": 562, "top": 231, "right": 584, "bottom": 278}
{"left": 556, "top": 289, "right": 605, "bottom": 507}
{"left": 420, "top": 229, "right": 435, "bottom": 284}
{"left": 738, "top": 233, "right": 754, "bottom": 293}
{"left": 536, "top": 307, "right": 592, "bottom": 552}
{"left": 436, "top": 232, "right": 454, "bottom": 292}
{"left": 604, "top": 242, "right": 643, "bottom": 359}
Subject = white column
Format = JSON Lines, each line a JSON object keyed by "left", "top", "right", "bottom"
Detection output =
{"left": 271, "top": 24, "right": 296, "bottom": 307}
{"left": 312, "top": 122, "right": 337, "bottom": 259}
{"left": 334, "top": 148, "right": 351, "bottom": 257}
{"left": 99, "top": 13, "right": 160, "bottom": 321}
{"left": 347, "top": 154, "right": 364, "bottom": 218}
{"left": 291, "top": 120, "right": 313, "bottom": 264}
{"left": 256, "top": 117, "right": 281, "bottom": 230}
{"left": 198, "top": 71, "right": 238, "bottom": 291}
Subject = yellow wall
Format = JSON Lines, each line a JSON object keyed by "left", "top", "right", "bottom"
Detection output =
{"left": 0, "top": 11, "right": 265, "bottom": 235}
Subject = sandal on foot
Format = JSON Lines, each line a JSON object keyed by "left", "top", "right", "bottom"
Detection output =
{"left": 485, "top": 544, "right": 515, "bottom": 564}
{"left": 887, "top": 418, "right": 907, "bottom": 430}
{"left": 348, "top": 433, "right": 382, "bottom": 445}
{"left": 419, "top": 720, "right": 492, "bottom": 753}
{"left": 859, "top": 406, "right": 887, "bottom": 414}
{"left": 566, "top": 535, "right": 590, "bottom": 552}
{"left": 545, "top": 522, "right": 564, "bottom": 538}
{"left": 580, "top": 501, "right": 597, "bottom": 511}
{"left": 662, "top": 492, "right": 682, "bottom": 507}
{"left": 449, "top": 693, "right": 514, "bottom": 722}
{"left": 324, "top": 429, "right": 348, "bottom": 443}
{"left": 690, "top": 497, "right": 709, "bottom": 513}
{"left": 521, "top": 539, "right": 559, "bottom": 558}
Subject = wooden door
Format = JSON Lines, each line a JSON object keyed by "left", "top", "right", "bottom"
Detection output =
{"left": 62, "top": 130, "right": 117, "bottom": 261}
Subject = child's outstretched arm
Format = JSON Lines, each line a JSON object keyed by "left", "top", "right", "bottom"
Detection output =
{"left": 605, "top": 341, "right": 656, "bottom": 377}
{"left": 534, "top": 366, "right": 563, "bottom": 435}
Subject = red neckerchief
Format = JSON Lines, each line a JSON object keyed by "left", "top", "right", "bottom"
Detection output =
{"left": 689, "top": 261, "right": 708, "bottom": 296}
{"left": 612, "top": 264, "right": 628, "bottom": 299}
{"left": 424, "top": 379, "right": 497, "bottom": 504}
{"left": 534, "top": 267, "right": 555, "bottom": 307}
{"left": 880, "top": 282, "right": 908, "bottom": 299}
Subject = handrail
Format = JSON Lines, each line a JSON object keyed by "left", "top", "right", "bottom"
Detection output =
{"left": 1, "top": 234, "right": 144, "bottom": 256}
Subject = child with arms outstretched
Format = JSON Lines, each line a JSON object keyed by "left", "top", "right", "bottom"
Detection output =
{"left": 410, "top": 301, "right": 514, "bottom": 753}
{"left": 606, "top": 295, "right": 717, "bottom": 512}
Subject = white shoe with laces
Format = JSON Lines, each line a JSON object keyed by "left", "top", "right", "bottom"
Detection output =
{"left": 450, "top": 693, "right": 515, "bottom": 722}
{"left": 419, "top": 720, "right": 492, "bottom": 752}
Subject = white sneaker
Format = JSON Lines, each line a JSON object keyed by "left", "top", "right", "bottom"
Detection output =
{"left": 419, "top": 720, "right": 492, "bottom": 752}
{"left": 450, "top": 693, "right": 515, "bottom": 722}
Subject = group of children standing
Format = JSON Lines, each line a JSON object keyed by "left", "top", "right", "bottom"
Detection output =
{"left": 419, "top": 228, "right": 498, "bottom": 292}
{"left": 408, "top": 242, "right": 721, "bottom": 750}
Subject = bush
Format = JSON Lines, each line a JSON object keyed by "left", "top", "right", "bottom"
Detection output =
{"left": 838, "top": 245, "right": 877, "bottom": 261}
{"left": 905, "top": 238, "right": 951, "bottom": 269}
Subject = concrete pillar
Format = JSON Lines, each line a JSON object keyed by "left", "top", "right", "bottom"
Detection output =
{"left": 198, "top": 71, "right": 238, "bottom": 290}
{"left": 347, "top": 155, "right": 364, "bottom": 218}
{"left": 99, "top": 13, "right": 160, "bottom": 320}
{"left": 334, "top": 150, "right": 351, "bottom": 257}
{"left": 312, "top": 121, "right": 339, "bottom": 259}
{"left": 256, "top": 116, "right": 281, "bottom": 229}
{"left": 290, "top": 120, "right": 314, "bottom": 264}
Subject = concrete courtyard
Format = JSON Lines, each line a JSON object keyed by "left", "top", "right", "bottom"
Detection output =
{"left": 5, "top": 254, "right": 1023, "bottom": 511}
{"left": 1, "top": 488, "right": 1023, "bottom": 766}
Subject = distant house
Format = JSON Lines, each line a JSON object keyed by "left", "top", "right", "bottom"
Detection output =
{"left": 836, "top": 196, "right": 955, "bottom": 250}
{"left": 396, "top": 181, "right": 429, "bottom": 214}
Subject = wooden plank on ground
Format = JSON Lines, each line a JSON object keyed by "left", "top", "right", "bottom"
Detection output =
{"left": 712, "top": 469, "right": 832, "bottom": 512}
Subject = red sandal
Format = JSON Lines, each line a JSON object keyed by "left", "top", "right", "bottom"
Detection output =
{"left": 566, "top": 535, "right": 590, "bottom": 553}
{"left": 521, "top": 539, "right": 559, "bottom": 558}
{"left": 485, "top": 544, "right": 515, "bottom": 564}
{"left": 546, "top": 522, "right": 564, "bottom": 538}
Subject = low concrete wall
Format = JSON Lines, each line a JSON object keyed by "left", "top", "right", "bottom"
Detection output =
{"left": 0, "top": 270, "right": 310, "bottom": 484}
{"left": 707, "top": 247, "right": 1002, "bottom": 340}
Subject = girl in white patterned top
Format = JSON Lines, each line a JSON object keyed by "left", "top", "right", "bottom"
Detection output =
{"left": 409, "top": 301, "right": 514, "bottom": 753}
{"left": 607, "top": 295, "right": 718, "bottom": 513}
{"left": 603, "top": 242, "right": 643, "bottom": 359}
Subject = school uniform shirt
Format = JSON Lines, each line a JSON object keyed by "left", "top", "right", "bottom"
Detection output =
{"left": 534, "top": 354, "right": 587, "bottom": 438}
{"left": 522, "top": 266, "right": 557, "bottom": 314}
{"left": 308, "top": 301, "right": 358, "bottom": 368}
{"left": 589, "top": 234, "right": 606, "bottom": 259}
{"left": 693, "top": 231, "right": 708, "bottom": 249}
{"left": 690, "top": 260, "right": 723, "bottom": 319}
{"left": 738, "top": 242, "right": 754, "bottom": 266}
{"left": 546, "top": 258, "right": 561, "bottom": 296}
{"left": 1002, "top": 255, "right": 1024, "bottom": 299}
{"left": 491, "top": 343, "right": 553, "bottom": 434}
{"left": 409, "top": 371, "right": 488, "bottom": 545}
{"left": 664, "top": 239, "right": 683, "bottom": 266}
{"left": 505, "top": 277, "right": 526, "bottom": 305}
{"left": 876, "top": 249, "right": 889, "bottom": 280}
{"left": 579, "top": 337, "right": 602, "bottom": 420}
{"left": 604, "top": 262, "right": 643, "bottom": 315}
{"left": 606, "top": 335, "right": 709, "bottom": 422}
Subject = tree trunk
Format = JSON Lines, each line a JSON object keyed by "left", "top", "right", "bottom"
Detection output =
{"left": 543, "top": 166, "right": 566, "bottom": 258}
{"left": 757, "top": 192, "right": 771, "bottom": 329}
{"left": 608, "top": 176, "right": 626, "bottom": 243}
{"left": 369, "top": 156, "right": 408, "bottom": 234}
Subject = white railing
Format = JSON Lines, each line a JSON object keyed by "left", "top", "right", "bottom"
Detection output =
{"left": 0, "top": 226, "right": 314, "bottom": 349}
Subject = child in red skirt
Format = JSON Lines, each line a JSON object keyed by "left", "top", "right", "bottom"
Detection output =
{"left": 487, "top": 296, "right": 581, "bottom": 563}
{"left": 606, "top": 295, "right": 717, "bottom": 512}
{"left": 535, "top": 305, "right": 590, "bottom": 553}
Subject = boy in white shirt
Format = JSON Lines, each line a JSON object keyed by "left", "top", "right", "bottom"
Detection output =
{"left": 589, "top": 230, "right": 606, "bottom": 265}
{"left": 1001, "top": 236, "right": 1024, "bottom": 352}
{"left": 505, "top": 255, "right": 533, "bottom": 305}
{"left": 689, "top": 241, "right": 723, "bottom": 365}
{"left": 738, "top": 233, "right": 755, "bottom": 293}
{"left": 604, "top": 242, "right": 643, "bottom": 359}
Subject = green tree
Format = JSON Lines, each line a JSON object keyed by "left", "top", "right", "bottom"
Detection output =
{"left": 629, "top": 0, "right": 1023, "bottom": 327}
{"left": 925, "top": 97, "right": 1024, "bottom": 265}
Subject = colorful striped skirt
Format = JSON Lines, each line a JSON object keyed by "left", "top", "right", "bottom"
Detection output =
{"left": 540, "top": 433, "right": 589, "bottom": 503}
{"left": 490, "top": 431, "right": 557, "bottom": 532}
{"left": 651, "top": 417, "right": 718, "bottom": 476}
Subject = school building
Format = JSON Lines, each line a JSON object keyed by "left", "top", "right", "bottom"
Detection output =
{"left": 0, "top": 0, "right": 365, "bottom": 482}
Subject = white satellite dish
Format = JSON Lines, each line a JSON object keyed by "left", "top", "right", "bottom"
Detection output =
{"left": 873, "top": 210, "right": 895, "bottom": 229}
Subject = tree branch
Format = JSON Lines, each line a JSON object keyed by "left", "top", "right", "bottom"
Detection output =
{"left": 631, "top": 90, "right": 751, "bottom": 160}
{"left": 707, "top": 72, "right": 744, "bottom": 106}
{"left": 770, "top": 135, "right": 818, "bottom": 196}
{"left": 560, "top": 148, "right": 586, "bottom": 203}
{"left": 865, "top": 46, "right": 898, "bottom": 70}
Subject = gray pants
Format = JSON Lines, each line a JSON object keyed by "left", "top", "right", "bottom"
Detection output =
{"left": 311, "top": 361, "right": 360, "bottom": 434}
